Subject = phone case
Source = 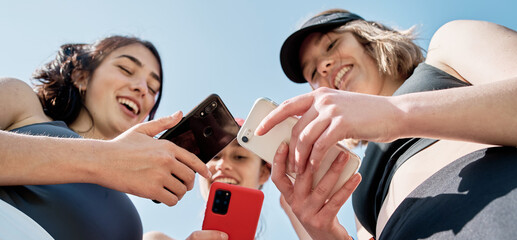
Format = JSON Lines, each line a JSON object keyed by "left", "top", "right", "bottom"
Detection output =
{"left": 159, "top": 94, "right": 239, "bottom": 163}
{"left": 202, "top": 182, "right": 264, "bottom": 240}
{"left": 237, "top": 97, "right": 361, "bottom": 196}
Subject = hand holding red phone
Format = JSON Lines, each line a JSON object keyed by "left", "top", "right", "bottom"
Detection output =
{"left": 185, "top": 230, "right": 228, "bottom": 240}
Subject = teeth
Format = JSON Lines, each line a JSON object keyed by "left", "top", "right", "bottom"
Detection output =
{"left": 334, "top": 66, "right": 351, "bottom": 89}
{"left": 117, "top": 98, "right": 139, "bottom": 115}
{"left": 214, "top": 178, "right": 238, "bottom": 185}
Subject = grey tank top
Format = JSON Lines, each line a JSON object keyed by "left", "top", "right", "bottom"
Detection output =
{"left": 1, "top": 121, "right": 143, "bottom": 240}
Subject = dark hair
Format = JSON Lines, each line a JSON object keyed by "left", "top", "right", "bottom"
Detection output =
{"left": 32, "top": 35, "right": 163, "bottom": 124}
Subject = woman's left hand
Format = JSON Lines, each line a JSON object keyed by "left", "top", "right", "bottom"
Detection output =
{"left": 272, "top": 142, "right": 361, "bottom": 240}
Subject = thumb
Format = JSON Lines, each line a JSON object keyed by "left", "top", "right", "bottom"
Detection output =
{"left": 134, "top": 111, "right": 183, "bottom": 137}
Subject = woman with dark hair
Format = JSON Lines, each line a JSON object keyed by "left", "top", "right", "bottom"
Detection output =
{"left": 0, "top": 35, "right": 211, "bottom": 239}
{"left": 258, "top": 8, "right": 517, "bottom": 240}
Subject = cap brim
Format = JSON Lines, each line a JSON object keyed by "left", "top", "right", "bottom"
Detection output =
{"left": 280, "top": 22, "right": 349, "bottom": 83}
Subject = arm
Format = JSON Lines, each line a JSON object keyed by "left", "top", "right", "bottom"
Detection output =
{"left": 279, "top": 194, "right": 313, "bottom": 240}
{"left": 0, "top": 115, "right": 212, "bottom": 206}
{"left": 401, "top": 19, "right": 517, "bottom": 146}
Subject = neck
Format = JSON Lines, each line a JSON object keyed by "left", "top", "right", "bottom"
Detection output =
{"left": 380, "top": 75, "right": 405, "bottom": 96}
{"left": 68, "top": 111, "right": 115, "bottom": 140}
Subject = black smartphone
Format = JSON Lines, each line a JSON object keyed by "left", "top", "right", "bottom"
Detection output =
{"left": 159, "top": 94, "right": 239, "bottom": 163}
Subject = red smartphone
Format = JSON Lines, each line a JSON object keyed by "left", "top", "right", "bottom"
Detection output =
{"left": 202, "top": 182, "right": 264, "bottom": 240}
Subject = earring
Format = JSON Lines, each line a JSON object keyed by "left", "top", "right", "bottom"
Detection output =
{"left": 78, "top": 84, "right": 85, "bottom": 96}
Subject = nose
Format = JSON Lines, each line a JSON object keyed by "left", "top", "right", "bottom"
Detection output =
{"left": 215, "top": 157, "right": 232, "bottom": 171}
{"left": 131, "top": 77, "right": 148, "bottom": 96}
{"left": 310, "top": 58, "right": 333, "bottom": 89}
{"left": 317, "top": 58, "right": 333, "bottom": 77}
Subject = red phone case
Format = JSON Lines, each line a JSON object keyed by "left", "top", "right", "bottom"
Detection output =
{"left": 202, "top": 182, "right": 264, "bottom": 240}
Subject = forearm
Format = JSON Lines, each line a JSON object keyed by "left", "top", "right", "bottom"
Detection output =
{"left": 395, "top": 77, "right": 517, "bottom": 146}
{"left": 0, "top": 131, "right": 101, "bottom": 186}
{"left": 282, "top": 202, "right": 313, "bottom": 240}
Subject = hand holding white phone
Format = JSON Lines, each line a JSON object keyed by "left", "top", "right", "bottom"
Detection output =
{"left": 237, "top": 97, "right": 360, "bottom": 196}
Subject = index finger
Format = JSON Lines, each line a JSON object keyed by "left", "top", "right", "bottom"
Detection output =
{"left": 255, "top": 93, "right": 313, "bottom": 136}
{"left": 167, "top": 141, "right": 212, "bottom": 180}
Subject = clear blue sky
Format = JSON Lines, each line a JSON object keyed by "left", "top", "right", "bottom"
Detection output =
{"left": 2, "top": 0, "right": 516, "bottom": 239}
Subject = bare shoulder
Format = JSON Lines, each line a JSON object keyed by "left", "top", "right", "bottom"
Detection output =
{"left": 426, "top": 20, "right": 517, "bottom": 85}
{"left": 0, "top": 78, "right": 50, "bottom": 130}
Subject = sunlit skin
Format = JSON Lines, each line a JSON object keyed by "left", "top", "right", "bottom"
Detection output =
{"left": 70, "top": 43, "right": 161, "bottom": 139}
{"left": 199, "top": 140, "right": 270, "bottom": 200}
{"left": 299, "top": 31, "right": 403, "bottom": 95}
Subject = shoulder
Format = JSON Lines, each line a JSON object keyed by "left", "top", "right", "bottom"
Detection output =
{"left": 429, "top": 20, "right": 506, "bottom": 48}
{"left": 0, "top": 78, "right": 50, "bottom": 130}
{"left": 426, "top": 20, "right": 517, "bottom": 84}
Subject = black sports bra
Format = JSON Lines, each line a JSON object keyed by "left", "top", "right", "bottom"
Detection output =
{"left": 352, "top": 63, "right": 470, "bottom": 236}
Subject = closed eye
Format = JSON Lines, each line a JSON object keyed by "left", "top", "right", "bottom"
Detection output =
{"left": 234, "top": 155, "right": 247, "bottom": 161}
{"left": 118, "top": 65, "right": 132, "bottom": 75}
{"left": 148, "top": 86, "right": 158, "bottom": 95}
{"left": 327, "top": 39, "right": 337, "bottom": 51}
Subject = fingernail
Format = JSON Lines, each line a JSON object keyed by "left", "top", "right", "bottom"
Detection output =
{"left": 337, "top": 153, "right": 345, "bottom": 162}
{"left": 310, "top": 159, "right": 316, "bottom": 173}
{"left": 254, "top": 125, "right": 263, "bottom": 135}
{"left": 277, "top": 142, "right": 287, "bottom": 154}
{"left": 352, "top": 174, "right": 361, "bottom": 183}
{"left": 221, "top": 232, "right": 228, "bottom": 239}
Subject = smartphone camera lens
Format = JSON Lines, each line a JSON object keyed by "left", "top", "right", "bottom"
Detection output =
{"left": 241, "top": 136, "right": 248, "bottom": 143}
{"left": 203, "top": 126, "right": 213, "bottom": 137}
{"left": 204, "top": 101, "right": 218, "bottom": 114}
{"left": 212, "top": 189, "right": 231, "bottom": 215}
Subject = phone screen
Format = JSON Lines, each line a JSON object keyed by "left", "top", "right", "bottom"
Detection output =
{"left": 160, "top": 94, "right": 239, "bottom": 163}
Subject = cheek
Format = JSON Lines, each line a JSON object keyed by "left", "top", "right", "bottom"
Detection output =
{"left": 239, "top": 163, "right": 262, "bottom": 186}
{"left": 143, "top": 96, "right": 157, "bottom": 112}
{"left": 207, "top": 163, "right": 217, "bottom": 174}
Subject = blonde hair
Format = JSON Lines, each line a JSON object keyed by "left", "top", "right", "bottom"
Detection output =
{"left": 318, "top": 9, "right": 424, "bottom": 81}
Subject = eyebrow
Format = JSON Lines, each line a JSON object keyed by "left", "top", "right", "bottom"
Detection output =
{"left": 300, "top": 32, "right": 325, "bottom": 71}
{"left": 117, "top": 54, "right": 161, "bottom": 82}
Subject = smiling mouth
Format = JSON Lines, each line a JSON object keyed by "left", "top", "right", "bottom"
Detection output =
{"left": 117, "top": 98, "right": 140, "bottom": 115}
{"left": 213, "top": 177, "right": 238, "bottom": 185}
{"left": 334, "top": 66, "right": 352, "bottom": 89}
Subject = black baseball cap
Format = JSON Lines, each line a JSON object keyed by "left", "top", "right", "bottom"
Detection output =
{"left": 280, "top": 11, "right": 364, "bottom": 83}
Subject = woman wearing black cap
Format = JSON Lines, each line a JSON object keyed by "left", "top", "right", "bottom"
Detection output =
{"left": 257, "top": 8, "right": 517, "bottom": 240}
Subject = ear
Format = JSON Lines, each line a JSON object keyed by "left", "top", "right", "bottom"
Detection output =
{"left": 258, "top": 162, "right": 272, "bottom": 185}
{"left": 71, "top": 69, "right": 89, "bottom": 91}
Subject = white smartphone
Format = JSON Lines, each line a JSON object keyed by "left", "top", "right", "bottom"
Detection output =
{"left": 237, "top": 97, "right": 360, "bottom": 196}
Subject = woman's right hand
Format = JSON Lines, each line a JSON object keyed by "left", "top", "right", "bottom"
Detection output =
{"left": 256, "top": 87, "right": 401, "bottom": 174}
{"left": 92, "top": 111, "right": 212, "bottom": 206}
{"left": 272, "top": 142, "right": 361, "bottom": 240}
{"left": 185, "top": 230, "right": 228, "bottom": 240}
